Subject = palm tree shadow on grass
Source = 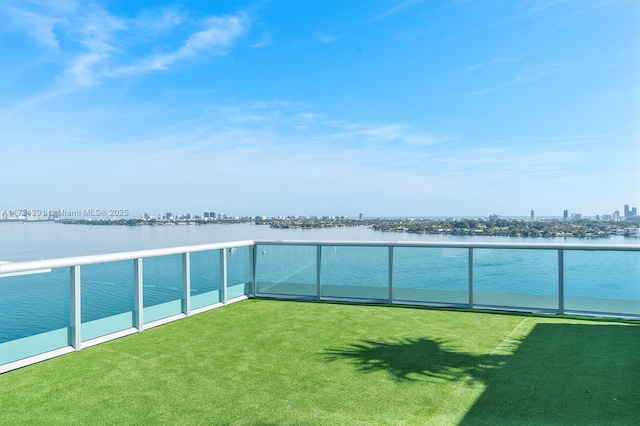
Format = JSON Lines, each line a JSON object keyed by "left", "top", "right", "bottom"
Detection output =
{"left": 322, "top": 337, "right": 506, "bottom": 383}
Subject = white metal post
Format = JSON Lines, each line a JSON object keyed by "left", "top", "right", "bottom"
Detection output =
{"left": 182, "top": 253, "right": 191, "bottom": 316}
{"left": 221, "top": 248, "right": 228, "bottom": 304}
{"left": 558, "top": 249, "right": 564, "bottom": 314}
{"left": 388, "top": 247, "right": 394, "bottom": 303}
{"left": 316, "top": 246, "right": 322, "bottom": 300}
{"left": 70, "top": 265, "right": 81, "bottom": 350}
{"left": 468, "top": 248, "right": 474, "bottom": 308}
{"left": 249, "top": 245, "right": 256, "bottom": 297}
{"left": 134, "top": 258, "right": 144, "bottom": 331}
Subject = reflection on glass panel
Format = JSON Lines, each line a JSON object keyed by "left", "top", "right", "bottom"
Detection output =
{"left": 565, "top": 250, "right": 640, "bottom": 315}
{"left": 227, "top": 246, "right": 251, "bottom": 300}
{"left": 321, "top": 246, "right": 388, "bottom": 300}
{"left": 190, "top": 250, "right": 221, "bottom": 309}
{"left": 393, "top": 247, "right": 468, "bottom": 304}
{"left": 255, "top": 245, "right": 316, "bottom": 297}
{"left": 143, "top": 254, "right": 182, "bottom": 323}
{"left": 81, "top": 260, "right": 134, "bottom": 341}
{"left": 0, "top": 267, "right": 70, "bottom": 364}
{"left": 473, "top": 249, "right": 557, "bottom": 309}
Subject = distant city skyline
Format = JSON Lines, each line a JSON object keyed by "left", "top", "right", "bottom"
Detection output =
{"left": 1, "top": 1, "right": 638, "bottom": 217}
{"left": 1, "top": 202, "right": 637, "bottom": 221}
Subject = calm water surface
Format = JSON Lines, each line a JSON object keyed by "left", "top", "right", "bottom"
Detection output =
{"left": 0, "top": 223, "right": 638, "bottom": 345}
{"left": 0, "top": 222, "right": 636, "bottom": 261}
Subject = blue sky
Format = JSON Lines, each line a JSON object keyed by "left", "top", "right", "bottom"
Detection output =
{"left": 1, "top": 0, "right": 638, "bottom": 218}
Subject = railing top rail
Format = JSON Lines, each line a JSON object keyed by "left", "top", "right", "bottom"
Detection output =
{"left": 254, "top": 239, "right": 640, "bottom": 251}
{"left": 0, "top": 240, "right": 255, "bottom": 274}
{"left": 2, "top": 239, "right": 638, "bottom": 275}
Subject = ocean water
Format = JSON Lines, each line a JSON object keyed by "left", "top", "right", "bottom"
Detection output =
{"left": 1, "top": 222, "right": 639, "bottom": 346}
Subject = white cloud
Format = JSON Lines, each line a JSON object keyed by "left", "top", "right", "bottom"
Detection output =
{"left": 466, "top": 55, "right": 524, "bottom": 71}
{"left": 251, "top": 32, "right": 272, "bottom": 48}
{"left": 2, "top": 1, "right": 250, "bottom": 105}
{"left": 372, "top": 0, "right": 426, "bottom": 21}
{"left": 110, "top": 13, "right": 249, "bottom": 75}
{"left": 2, "top": 89, "right": 637, "bottom": 216}
{"left": 133, "top": 7, "right": 185, "bottom": 33}
{"left": 463, "top": 61, "right": 579, "bottom": 97}
{"left": 315, "top": 32, "right": 340, "bottom": 44}
{"left": 4, "top": 7, "right": 60, "bottom": 49}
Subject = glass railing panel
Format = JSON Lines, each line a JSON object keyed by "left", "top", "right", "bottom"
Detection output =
{"left": 393, "top": 247, "right": 468, "bottom": 304}
{"left": 143, "top": 254, "right": 183, "bottom": 323}
{"left": 0, "top": 267, "right": 70, "bottom": 364}
{"left": 81, "top": 260, "right": 135, "bottom": 341}
{"left": 190, "top": 250, "right": 222, "bottom": 309}
{"left": 473, "top": 249, "right": 558, "bottom": 310}
{"left": 564, "top": 250, "right": 640, "bottom": 315}
{"left": 321, "top": 246, "right": 388, "bottom": 300}
{"left": 227, "top": 246, "right": 251, "bottom": 299}
{"left": 255, "top": 245, "right": 316, "bottom": 297}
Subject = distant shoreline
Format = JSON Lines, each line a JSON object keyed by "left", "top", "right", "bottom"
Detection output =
{"left": 2, "top": 216, "right": 639, "bottom": 238}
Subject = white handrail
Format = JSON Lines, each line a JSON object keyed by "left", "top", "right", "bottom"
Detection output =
{"left": 0, "top": 240, "right": 255, "bottom": 274}
{"left": 254, "top": 239, "right": 640, "bottom": 251}
{"left": 1, "top": 239, "right": 637, "bottom": 275}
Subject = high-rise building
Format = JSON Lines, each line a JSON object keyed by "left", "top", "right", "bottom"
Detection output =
{"left": 359, "top": 213, "right": 364, "bottom": 220}
{"left": 530, "top": 210, "right": 535, "bottom": 220}
{"left": 624, "top": 205, "right": 630, "bottom": 217}
{"left": 633, "top": 207, "right": 638, "bottom": 217}
{"left": 563, "top": 210, "right": 568, "bottom": 220}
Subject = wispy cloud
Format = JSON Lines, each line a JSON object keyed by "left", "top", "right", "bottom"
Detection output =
{"left": 2, "top": 5, "right": 61, "bottom": 49}
{"left": 497, "top": 0, "right": 619, "bottom": 36}
{"left": 463, "top": 61, "right": 578, "bottom": 97}
{"left": 372, "top": 0, "right": 426, "bottom": 21}
{"left": 251, "top": 32, "right": 272, "bottom": 48}
{"left": 132, "top": 6, "right": 185, "bottom": 34}
{"left": 501, "top": 0, "right": 570, "bottom": 23}
{"left": 315, "top": 32, "right": 340, "bottom": 44}
{"left": 2, "top": 89, "right": 636, "bottom": 215}
{"left": 466, "top": 55, "right": 524, "bottom": 71}
{"left": 2, "top": 2, "right": 250, "bottom": 108}
{"left": 112, "top": 13, "right": 249, "bottom": 75}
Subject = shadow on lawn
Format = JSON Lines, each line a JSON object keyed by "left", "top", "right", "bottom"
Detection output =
{"left": 322, "top": 337, "right": 506, "bottom": 383}
{"left": 323, "top": 321, "right": 640, "bottom": 424}
{"left": 460, "top": 323, "right": 640, "bottom": 425}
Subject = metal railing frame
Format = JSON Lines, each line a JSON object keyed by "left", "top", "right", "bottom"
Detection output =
{"left": 1, "top": 239, "right": 638, "bottom": 373}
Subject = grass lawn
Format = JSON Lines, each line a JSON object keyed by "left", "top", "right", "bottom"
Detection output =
{"left": 1, "top": 299, "right": 638, "bottom": 425}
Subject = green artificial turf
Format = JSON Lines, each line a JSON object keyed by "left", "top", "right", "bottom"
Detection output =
{"left": 1, "top": 299, "right": 638, "bottom": 425}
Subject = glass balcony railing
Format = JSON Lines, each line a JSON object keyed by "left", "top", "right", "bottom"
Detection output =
{"left": 1, "top": 240, "right": 638, "bottom": 373}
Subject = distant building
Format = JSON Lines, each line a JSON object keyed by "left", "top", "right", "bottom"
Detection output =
{"left": 530, "top": 210, "right": 535, "bottom": 220}
{"left": 563, "top": 210, "right": 568, "bottom": 220}
{"left": 623, "top": 205, "right": 638, "bottom": 218}
{"left": 359, "top": 213, "right": 364, "bottom": 220}
{"left": 165, "top": 212, "right": 172, "bottom": 220}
